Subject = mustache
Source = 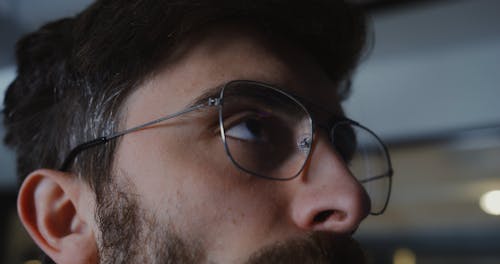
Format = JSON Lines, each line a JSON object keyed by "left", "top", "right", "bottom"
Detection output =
{"left": 244, "top": 233, "right": 366, "bottom": 264}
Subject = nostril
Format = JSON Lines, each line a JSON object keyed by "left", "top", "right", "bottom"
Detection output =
{"left": 313, "top": 210, "right": 347, "bottom": 224}
{"left": 313, "top": 210, "right": 332, "bottom": 223}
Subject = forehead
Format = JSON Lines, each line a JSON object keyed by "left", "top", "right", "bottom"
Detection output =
{"left": 124, "top": 25, "right": 339, "bottom": 123}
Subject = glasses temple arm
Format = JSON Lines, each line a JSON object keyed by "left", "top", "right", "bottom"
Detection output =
{"left": 107, "top": 103, "right": 209, "bottom": 140}
{"left": 60, "top": 137, "right": 109, "bottom": 171}
{"left": 60, "top": 101, "right": 213, "bottom": 171}
{"left": 358, "top": 169, "right": 394, "bottom": 184}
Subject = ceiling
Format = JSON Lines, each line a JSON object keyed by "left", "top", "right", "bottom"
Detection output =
{"left": 344, "top": 0, "right": 500, "bottom": 245}
{"left": 0, "top": 0, "right": 499, "bottom": 255}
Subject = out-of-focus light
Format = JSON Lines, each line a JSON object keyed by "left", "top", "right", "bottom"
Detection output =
{"left": 24, "top": 260, "right": 41, "bottom": 264}
{"left": 480, "top": 190, "right": 500, "bottom": 216}
{"left": 393, "top": 248, "right": 416, "bottom": 264}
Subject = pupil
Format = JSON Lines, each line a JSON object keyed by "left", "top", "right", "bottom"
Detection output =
{"left": 246, "top": 119, "right": 262, "bottom": 138}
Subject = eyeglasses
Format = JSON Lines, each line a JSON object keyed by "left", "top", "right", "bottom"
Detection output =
{"left": 61, "top": 80, "right": 393, "bottom": 215}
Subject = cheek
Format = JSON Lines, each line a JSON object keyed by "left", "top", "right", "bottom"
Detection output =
{"left": 114, "top": 125, "right": 288, "bottom": 252}
{"left": 115, "top": 125, "right": 271, "bottom": 218}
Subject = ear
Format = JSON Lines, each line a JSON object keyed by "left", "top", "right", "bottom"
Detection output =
{"left": 17, "top": 169, "right": 98, "bottom": 263}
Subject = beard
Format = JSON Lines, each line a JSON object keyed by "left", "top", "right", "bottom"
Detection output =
{"left": 95, "top": 176, "right": 204, "bottom": 263}
{"left": 245, "top": 233, "right": 366, "bottom": 264}
{"left": 95, "top": 177, "right": 366, "bottom": 264}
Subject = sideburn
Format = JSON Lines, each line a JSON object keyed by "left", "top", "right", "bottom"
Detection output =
{"left": 95, "top": 174, "right": 205, "bottom": 263}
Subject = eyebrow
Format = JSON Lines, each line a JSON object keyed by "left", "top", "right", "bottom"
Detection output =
{"left": 186, "top": 80, "right": 343, "bottom": 122}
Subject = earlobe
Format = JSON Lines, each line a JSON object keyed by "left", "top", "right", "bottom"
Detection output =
{"left": 17, "top": 169, "right": 98, "bottom": 263}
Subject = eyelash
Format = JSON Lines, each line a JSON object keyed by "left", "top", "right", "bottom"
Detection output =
{"left": 213, "top": 110, "right": 258, "bottom": 134}
{"left": 204, "top": 103, "right": 272, "bottom": 139}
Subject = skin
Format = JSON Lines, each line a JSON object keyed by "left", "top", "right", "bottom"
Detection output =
{"left": 17, "top": 25, "right": 369, "bottom": 263}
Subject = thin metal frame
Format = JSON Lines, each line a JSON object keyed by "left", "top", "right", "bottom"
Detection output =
{"left": 218, "top": 80, "right": 315, "bottom": 181}
{"left": 59, "top": 102, "right": 216, "bottom": 171}
{"left": 59, "top": 80, "right": 393, "bottom": 215}
{"left": 331, "top": 120, "right": 393, "bottom": 215}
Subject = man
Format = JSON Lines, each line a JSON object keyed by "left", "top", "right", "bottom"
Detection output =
{"left": 3, "top": 0, "right": 393, "bottom": 263}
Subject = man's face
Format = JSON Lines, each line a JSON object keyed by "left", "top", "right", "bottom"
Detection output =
{"left": 99, "top": 25, "right": 370, "bottom": 263}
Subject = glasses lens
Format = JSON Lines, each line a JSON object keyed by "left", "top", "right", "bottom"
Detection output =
{"left": 220, "top": 81, "right": 313, "bottom": 180}
{"left": 331, "top": 122, "right": 392, "bottom": 214}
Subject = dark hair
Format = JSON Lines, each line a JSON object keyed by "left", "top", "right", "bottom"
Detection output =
{"left": 3, "top": 0, "right": 366, "bottom": 194}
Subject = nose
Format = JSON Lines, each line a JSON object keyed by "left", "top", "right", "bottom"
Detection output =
{"left": 288, "top": 133, "right": 370, "bottom": 234}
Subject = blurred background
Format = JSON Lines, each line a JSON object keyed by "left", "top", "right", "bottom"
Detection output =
{"left": 0, "top": 0, "right": 499, "bottom": 263}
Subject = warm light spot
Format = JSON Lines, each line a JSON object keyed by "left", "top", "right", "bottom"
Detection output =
{"left": 480, "top": 190, "right": 500, "bottom": 216}
{"left": 393, "top": 248, "right": 416, "bottom": 264}
{"left": 24, "top": 261, "right": 42, "bottom": 264}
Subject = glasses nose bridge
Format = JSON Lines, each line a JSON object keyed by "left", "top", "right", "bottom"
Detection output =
{"left": 291, "top": 111, "right": 333, "bottom": 162}
{"left": 299, "top": 124, "right": 345, "bottom": 179}
{"left": 308, "top": 116, "right": 334, "bottom": 146}
{"left": 300, "top": 101, "right": 336, "bottom": 135}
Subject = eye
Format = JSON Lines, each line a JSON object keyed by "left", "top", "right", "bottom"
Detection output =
{"left": 225, "top": 116, "right": 268, "bottom": 142}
